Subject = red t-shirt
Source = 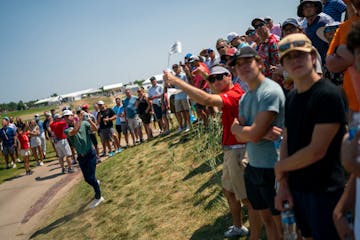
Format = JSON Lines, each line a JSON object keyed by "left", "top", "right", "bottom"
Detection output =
{"left": 219, "top": 84, "right": 245, "bottom": 145}
{"left": 18, "top": 132, "right": 30, "bottom": 150}
{"left": 192, "top": 62, "right": 210, "bottom": 90}
{"left": 50, "top": 120, "right": 68, "bottom": 139}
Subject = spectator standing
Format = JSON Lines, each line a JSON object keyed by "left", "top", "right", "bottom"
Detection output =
{"left": 0, "top": 117, "right": 17, "bottom": 169}
{"left": 230, "top": 47, "right": 285, "bottom": 240}
{"left": 64, "top": 110, "right": 104, "bottom": 208}
{"left": 136, "top": 88, "right": 153, "bottom": 140}
{"left": 297, "top": 0, "right": 334, "bottom": 63}
{"left": 274, "top": 33, "right": 346, "bottom": 239}
{"left": 113, "top": 97, "right": 129, "bottom": 147}
{"left": 97, "top": 101, "right": 119, "bottom": 157}
{"left": 50, "top": 113, "right": 74, "bottom": 173}
{"left": 28, "top": 120, "right": 44, "bottom": 166}
{"left": 123, "top": 89, "right": 140, "bottom": 144}
{"left": 148, "top": 77, "right": 166, "bottom": 134}
{"left": 172, "top": 64, "right": 191, "bottom": 132}
{"left": 251, "top": 17, "right": 280, "bottom": 78}
{"left": 17, "top": 126, "right": 32, "bottom": 175}
{"left": 35, "top": 114, "right": 46, "bottom": 159}
{"left": 164, "top": 64, "right": 261, "bottom": 240}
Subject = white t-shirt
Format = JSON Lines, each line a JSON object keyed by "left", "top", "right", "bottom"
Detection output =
{"left": 355, "top": 177, "right": 360, "bottom": 240}
{"left": 148, "top": 85, "right": 163, "bottom": 106}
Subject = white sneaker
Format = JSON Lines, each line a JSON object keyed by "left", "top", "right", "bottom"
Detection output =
{"left": 97, "top": 179, "right": 100, "bottom": 186}
{"left": 89, "top": 196, "right": 104, "bottom": 209}
{"left": 12, "top": 163, "right": 17, "bottom": 168}
{"left": 224, "top": 225, "right": 249, "bottom": 238}
{"left": 39, "top": 161, "right": 44, "bottom": 166}
{"left": 184, "top": 127, "right": 190, "bottom": 132}
{"left": 16, "top": 158, "right": 22, "bottom": 163}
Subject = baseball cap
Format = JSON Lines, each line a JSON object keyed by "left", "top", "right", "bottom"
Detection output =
{"left": 282, "top": 18, "right": 301, "bottom": 28}
{"left": 81, "top": 104, "right": 89, "bottom": 110}
{"left": 34, "top": 114, "right": 40, "bottom": 118}
{"left": 3, "top": 116, "right": 10, "bottom": 122}
{"left": 62, "top": 109, "right": 73, "bottom": 116}
{"left": 97, "top": 100, "right": 104, "bottom": 105}
{"left": 227, "top": 32, "right": 239, "bottom": 43}
{"left": 209, "top": 65, "right": 231, "bottom": 75}
{"left": 316, "top": 21, "right": 341, "bottom": 43}
{"left": 54, "top": 114, "right": 62, "bottom": 119}
{"left": 264, "top": 16, "right": 272, "bottom": 22}
{"left": 44, "top": 112, "right": 51, "bottom": 117}
{"left": 278, "top": 33, "right": 313, "bottom": 62}
{"left": 251, "top": 18, "right": 266, "bottom": 28}
{"left": 188, "top": 55, "right": 200, "bottom": 63}
{"left": 246, "top": 26, "right": 256, "bottom": 35}
{"left": 228, "top": 46, "right": 259, "bottom": 66}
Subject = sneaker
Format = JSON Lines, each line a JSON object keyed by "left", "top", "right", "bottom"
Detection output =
{"left": 224, "top": 225, "right": 249, "bottom": 238}
{"left": 116, "top": 148, "right": 122, "bottom": 153}
{"left": 96, "top": 157, "right": 102, "bottom": 164}
{"left": 140, "top": 139, "right": 144, "bottom": 143}
{"left": 61, "top": 168, "right": 66, "bottom": 174}
{"left": 97, "top": 179, "right": 100, "bottom": 186}
{"left": 12, "top": 163, "right": 17, "bottom": 168}
{"left": 108, "top": 151, "right": 114, "bottom": 157}
{"left": 177, "top": 127, "right": 183, "bottom": 133}
{"left": 26, "top": 170, "right": 33, "bottom": 175}
{"left": 39, "top": 161, "right": 44, "bottom": 166}
{"left": 184, "top": 127, "right": 190, "bottom": 132}
{"left": 67, "top": 167, "right": 74, "bottom": 173}
{"left": 89, "top": 196, "right": 104, "bottom": 208}
{"left": 99, "top": 152, "right": 106, "bottom": 157}
{"left": 36, "top": 162, "right": 41, "bottom": 166}
{"left": 72, "top": 159, "right": 77, "bottom": 165}
{"left": 16, "top": 158, "right": 22, "bottom": 163}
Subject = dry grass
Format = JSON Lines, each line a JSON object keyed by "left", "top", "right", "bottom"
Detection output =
{"left": 30, "top": 120, "right": 250, "bottom": 240}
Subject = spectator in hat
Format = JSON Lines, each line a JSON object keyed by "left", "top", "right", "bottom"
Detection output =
{"left": 148, "top": 76, "right": 167, "bottom": 134}
{"left": 326, "top": 0, "right": 360, "bottom": 112}
{"left": 227, "top": 32, "right": 250, "bottom": 50}
{"left": 163, "top": 64, "right": 261, "bottom": 239}
{"left": 297, "top": 0, "right": 334, "bottom": 63}
{"left": 50, "top": 113, "right": 74, "bottom": 173}
{"left": 112, "top": 97, "right": 130, "bottom": 148}
{"left": 251, "top": 17, "right": 280, "bottom": 78}
{"left": 230, "top": 46, "right": 285, "bottom": 240}
{"left": 199, "top": 48, "right": 219, "bottom": 68}
{"left": 64, "top": 110, "right": 104, "bottom": 209}
{"left": 0, "top": 117, "right": 17, "bottom": 169}
{"left": 322, "top": 0, "right": 347, "bottom": 22}
{"left": 274, "top": 33, "right": 346, "bottom": 239}
{"left": 264, "top": 16, "right": 282, "bottom": 39}
{"left": 245, "top": 27, "right": 259, "bottom": 49}
{"left": 96, "top": 100, "right": 119, "bottom": 157}
{"left": 333, "top": 21, "right": 360, "bottom": 240}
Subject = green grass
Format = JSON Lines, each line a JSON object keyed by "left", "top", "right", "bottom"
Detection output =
{"left": 29, "top": 119, "right": 250, "bottom": 240}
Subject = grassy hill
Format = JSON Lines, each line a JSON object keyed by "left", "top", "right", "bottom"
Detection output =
{"left": 30, "top": 121, "right": 250, "bottom": 240}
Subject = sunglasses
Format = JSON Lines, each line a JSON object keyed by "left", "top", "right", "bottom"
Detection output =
{"left": 254, "top": 22, "right": 265, "bottom": 29}
{"left": 248, "top": 31, "right": 256, "bottom": 36}
{"left": 208, "top": 73, "right": 228, "bottom": 83}
{"left": 279, "top": 40, "right": 307, "bottom": 52}
{"left": 216, "top": 46, "right": 225, "bottom": 51}
{"left": 324, "top": 26, "right": 338, "bottom": 33}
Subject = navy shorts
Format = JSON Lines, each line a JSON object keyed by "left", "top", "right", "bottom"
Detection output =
{"left": 292, "top": 189, "right": 343, "bottom": 239}
{"left": 244, "top": 164, "right": 279, "bottom": 215}
{"left": 153, "top": 104, "right": 162, "bottom": 120}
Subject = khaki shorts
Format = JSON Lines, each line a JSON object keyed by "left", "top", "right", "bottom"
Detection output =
{"left": 20, "top": 149, "right": 31, "bottom": 157}
{"left": 175, "top": 99, "right": 189, "bottom": 112}
{"left": 222, "top": 146, "right": 248, "bottom": 201}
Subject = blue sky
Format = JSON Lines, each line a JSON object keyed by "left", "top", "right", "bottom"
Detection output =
{"left": 0, "top": 0, "right": 299, "bottom": 103}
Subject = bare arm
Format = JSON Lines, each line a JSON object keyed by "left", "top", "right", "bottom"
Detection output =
{"left": 275, "top": 123, "right": 340, "bottom": 180}
{"left": 230, "top": 111, "right": 277, "bottom": 143}
{"left": 326, "top": 45, "right": 354, "bottom": 73}
{"left": 163, "top": 71, "right": 224, "bottom": 108}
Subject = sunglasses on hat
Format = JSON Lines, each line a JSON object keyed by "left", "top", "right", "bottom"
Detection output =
{"left": 254, "top": 22, "right": 265, "bottom": 29}
{"left": 279, "top": 40, "right": 307, "bottom": 53}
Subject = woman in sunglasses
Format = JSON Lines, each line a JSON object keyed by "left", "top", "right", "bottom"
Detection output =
{"left": 163, "top": 64, "right": 261, "bottom": 239}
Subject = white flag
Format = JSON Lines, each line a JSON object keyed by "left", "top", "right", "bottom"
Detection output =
{"left": 169, "top": 41, "right": 182, "bottom": 55}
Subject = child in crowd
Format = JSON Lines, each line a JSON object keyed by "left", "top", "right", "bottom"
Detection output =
{"left": 17, "top": 126, "right": 32, "bottom": 175}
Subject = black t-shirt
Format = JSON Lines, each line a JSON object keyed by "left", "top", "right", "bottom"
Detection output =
{"left": 286, "top": 79, "right": 346, "bottom": 193}
{"left": 98, "top": 108, "right": 115, "bottom": 129}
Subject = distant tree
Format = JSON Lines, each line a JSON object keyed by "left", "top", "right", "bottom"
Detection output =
{"left": 134, "top": 79, "right": 145, "bottom": 87}
{"left": 50, "top": 93, "right": 58, "bottom": 97}
{"left": 17, "top": 100, "right": 26, "bottom": 110}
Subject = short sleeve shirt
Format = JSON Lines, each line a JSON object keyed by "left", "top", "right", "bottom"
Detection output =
{"left": 98, "top": 108, "right": 115, "bottom": 129}
{"left": 0, "top": 126, "right": 16, "bottom": 147}
{"left": 239, "top": 78, "right": 285, "bottom": 168}
{"left": 123, "top": 96, "right": 138, "bottom": 119}
{"left": 113, "top": 105, "right": 125, "bottom": 125}
{"left": 257, "top": 34, "right": 279, "bottom": 77}
{"left": 148, "top": 85, "right": 163, "bottom": 106}
{"left": 65, "top": 121, "right": 93, "bottom": 155}
{"left": 50, "top": 120, "right": 68, "bottom": 140}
